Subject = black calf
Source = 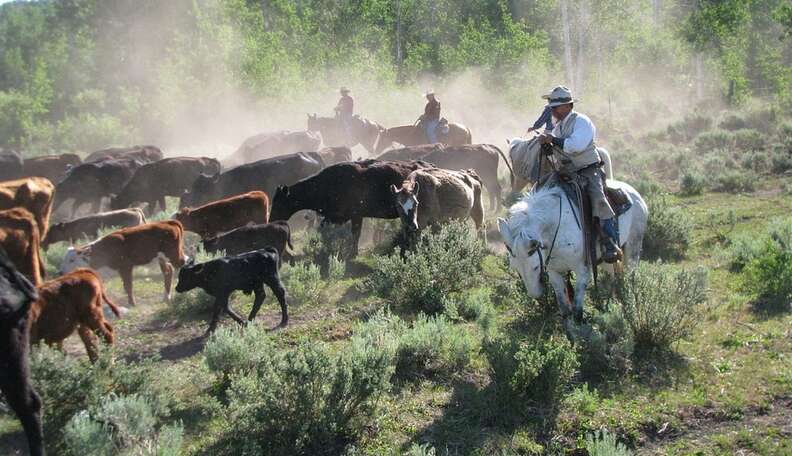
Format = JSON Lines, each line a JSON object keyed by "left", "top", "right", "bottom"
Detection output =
{"left": 0, "top": 249, "right": 44, "bottom": 456}
{"left": 175, "top": 247, "right": 288, "bottom": 334}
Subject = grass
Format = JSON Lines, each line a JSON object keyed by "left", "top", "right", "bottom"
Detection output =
{"left": 2, "top": 178, "right": 792, "bottom": 454}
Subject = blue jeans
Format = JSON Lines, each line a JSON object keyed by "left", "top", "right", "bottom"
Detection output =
{"left": 424, "top": 119, "right": 439, "bottom": 143}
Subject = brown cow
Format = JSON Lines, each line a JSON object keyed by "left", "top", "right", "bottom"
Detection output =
{"left": 29, "top": 268, "right": 121, "bottom": 362}
{"left": 175, "top": 191, "right": 269, "bottom": 239}
{"left": 0, "top": 177, "right": 55, "bottom": 239}
{"left": 59, "top": 221, "right": 186, "bottom": 307}
{"left": 0, "top": 208, "right": 43, "bottom": 286}
{"left": 21, "top": 153, "right": 82, "bottom": 182}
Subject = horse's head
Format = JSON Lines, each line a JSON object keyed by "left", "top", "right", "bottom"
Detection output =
{"left": 498, "top": 217, "right": 545, "bottom": 298}
{"left": 390, "top": 182, "right": 420, "bottom": 232}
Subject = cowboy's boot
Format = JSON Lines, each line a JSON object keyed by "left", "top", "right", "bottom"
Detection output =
{"left": 600, "top": 218, "right": 623, "bottom": 264}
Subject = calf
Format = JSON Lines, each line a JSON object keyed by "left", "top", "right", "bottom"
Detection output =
{"left": 59, "top": 221, "right": 186, "bottom": 307}
{"left": 110, "top": 157, "right": 222, "bottom": 214}
{"left": 0, "top": 249, "right": 44, "bottom": 456}
{"left": 175, "top": 191, "right": 269, "bottom": 239}
{"left": 43, "top": 208, "right": 146, "bottom": 250}
{"left": 0, "top": 208, "right": 43, "bottom": 286}
{"left": 0, "top": 177, "right": 55, "bottom": 240}
{"left": 175, "top": 248, "right": 287, "bottom": 334}
{"left": 30, "top": 268, "right": 121, "bottom": 362}
{"left": 202, "top": 221, "right": 292, "bottom": 258}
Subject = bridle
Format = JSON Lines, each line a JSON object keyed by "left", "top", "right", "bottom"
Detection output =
{"left": 506, "top": 194, "right": 563, "bottom": 285}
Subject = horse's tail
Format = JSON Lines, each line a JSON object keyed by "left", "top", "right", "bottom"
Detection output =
{"left": 492, "top": 145, "right": 515, "bottom": 190}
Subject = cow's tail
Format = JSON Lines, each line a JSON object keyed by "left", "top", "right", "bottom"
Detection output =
{"left": 493, "top": 145, "right": 514, "bottom": 189}
{"left": 100, "top": 284, "right": 123, "bottom": 318}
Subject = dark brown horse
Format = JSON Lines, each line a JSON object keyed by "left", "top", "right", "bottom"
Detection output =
{"left": 374, "top": 123, "right": 472, "bottom": 154}
{"left": 307, "top": 114, "right": 384, "bottom": 154}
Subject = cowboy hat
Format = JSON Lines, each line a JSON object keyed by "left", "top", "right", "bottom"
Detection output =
{"left": 340, "top": 87, "right": 351, "bottom": 93}
{"left": 423, "top": 89, "right": 435, "bottom": 98}
{"left": 542, "top": 86, "right": 577, "bottom": 107}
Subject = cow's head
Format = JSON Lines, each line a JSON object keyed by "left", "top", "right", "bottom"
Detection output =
{"left": 182, "top": 173, "right": 219, "bottom": 208}
{"left": 175, "top": 259, "right": 202, "bottom": 293}
{"left": 390, "top": 182, "right": 420, "bottom": 232}
{"left": 269, "top": 186, "right": 294, "bottom": 222}
{"left": 59, "top": 246, "right": 91, "bottom": 275}
{"left": 0, "top": 251, "right": 37, "bottom": 319}
{"left": 497, "top": 218, "right": 544, "bottom": 298}
{"left": 41, "top": 222, "right": 66, "bottom": 250}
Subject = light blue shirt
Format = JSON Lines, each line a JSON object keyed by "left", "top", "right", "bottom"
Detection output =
{"left": 553, "top": 111, "right": 596, "bottom": 156}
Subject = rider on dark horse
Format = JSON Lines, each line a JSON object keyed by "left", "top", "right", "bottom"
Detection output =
{"left": 335, "top": 87, "right": 354, "bottom": 137}
{"left": 536, "top": 86, "right": 622, "bottom": 263}
{"left": 419, "top": 90, "right": 441, "bottom": 143}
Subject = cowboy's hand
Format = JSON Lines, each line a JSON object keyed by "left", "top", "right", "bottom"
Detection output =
{"left": 539, "top": 133, "right": 554, "bottom": 145}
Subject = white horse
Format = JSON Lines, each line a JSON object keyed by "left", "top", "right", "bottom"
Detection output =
{"left": 497, "top": 182, "right": 648, "bottom": 324}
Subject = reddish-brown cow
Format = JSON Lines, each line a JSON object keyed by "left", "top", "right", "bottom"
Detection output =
{"left": 175, "top": 191, "right": 269, "bottom": 239}
{"left": 0, "top": 177, "right": 55, "bottom": 240}
{"left": 0, "top": 208, "right": 43, "bottom": 286}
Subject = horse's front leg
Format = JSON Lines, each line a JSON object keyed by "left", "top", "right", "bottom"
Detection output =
{"left": 547, "top": 271, "right": 572, "bottom": 318}
{"left": 572, "top": 266, "right": 591, "bottom": 323}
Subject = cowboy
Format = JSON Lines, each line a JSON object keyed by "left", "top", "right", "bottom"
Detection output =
{"left": 537, "top": 86, "right": 622, "bottom": 263}
{"left": 334, "top": 87, "right": 354, "bottom": 136}
{"left": 420, "top": 90, "right": 441, "bottom": 143}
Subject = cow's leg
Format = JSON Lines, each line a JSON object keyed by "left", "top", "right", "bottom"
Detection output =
{"left": 223, "top": 296, "right": 246, "bottom": 327}
{"left": 119, "top": 266, "right": 137, "bottom": 307}
{"left": 265, "top": 276, "right": 288, "bottom": 328}
{"left": 349, "top": 217, "right": 363, "bottom": 257}
{"left": 158, "top": 254, "right": 174, "bottom": 303}
{"left": 247, "top": 286, "right": 266, "bottom": 322}
{"left": 207, "top": 295, "right": 225, "bottom": 334}
{"left": 77, "top": 325, "right": 100, "bottom": 362}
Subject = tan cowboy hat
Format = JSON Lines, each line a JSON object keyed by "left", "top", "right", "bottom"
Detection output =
{"left": 542, "top": 86, "right": 577, "bottom": 107}
{"left": 423, "top": 89, "right": 435, "bottom": 98}
{"left": 340, "top": 87, "right": 351, "bottom": 93}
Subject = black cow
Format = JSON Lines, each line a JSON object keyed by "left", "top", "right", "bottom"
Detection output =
{"left": 110, "top": 157, "right": 222, "bottom": 214}
{"left": 0, "top": 249, "right": 44, "bottom": 456}
{"left": 84, "top": 145, "right": 163, "bottom": 164}
{"left": 53, "top": 158, "right": 143, "bottom": 217}
{"left": 270, "top": 159, "right": 434, "bottom": 256}
{"left": 175, "top": 248, "right": 287, "bottom": 334}
{"left": 180, "top": 152, "right": 324, "bottom": 209}
{"left": 0, "top": 150, "right": 24, "bottom": 181}
{"left": 202, "top": 221, "right": 293, "bottom": 258}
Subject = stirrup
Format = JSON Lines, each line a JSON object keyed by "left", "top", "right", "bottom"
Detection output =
{"left": 601, "top": 242, "right": 622, "bottom": 264}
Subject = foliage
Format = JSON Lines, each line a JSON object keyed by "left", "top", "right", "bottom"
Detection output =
{"left": 584, "top": 429, "right": 633, "bottom": 456}
{"left": 63, "top": 394, "right": 183, "bottom": 456}
{"left": 484, "top": 333, "right": 578, "bottom": 418}
{"left": 733, "top": 128, "right": 765, "bottom": 152}
{"left": 615, "top": 263, "right": 709, "bottom": 349}
{"left": 572, "top": 306, "right": 635, "bottom": 380}
{"left": 719, "top": 113, "right": 748, "bottom": 131}
{"left": 711, "top": 169, "right": 756, "bottom": 193}
{"left": 281, "top": 260, "right": 323, "bottom": 305}
{"left": 204, "top": 323, "right": 276, "bottom": 383}
{"left": 365, "top": 221, "right": 486, "bottom": 314}
{"left": 29, "top": 346, "right": 172, "bottom": 453}
{"left": 643, "top": 196, "right": 693, "bottom": 260}
{"left": 219, "top": 337, "right": 393, "bottom": 455}
{"left": 443, "top": 288, "right": 497, "bottom": 335}
{"left": 303, "top": 223, "right": 353, "bottom": 277}
{"left": 694, "top": 129, "right": 733, "bottom": 151}
{"left": 679, "top": 169, "right": 707, "bottom": 196}
{"left": 743, "top": 239, "right": 792, "bottom": 308}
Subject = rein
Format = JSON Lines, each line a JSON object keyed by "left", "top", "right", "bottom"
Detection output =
{"left": 532, "top": 194, "right": 563, "bottom": 284}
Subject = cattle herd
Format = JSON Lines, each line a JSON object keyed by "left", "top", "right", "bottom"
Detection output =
{"left": 0, "top": 130, "right": 512, "bottom": 455}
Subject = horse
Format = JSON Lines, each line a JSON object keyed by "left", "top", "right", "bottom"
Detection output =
{"left": 307, "top": 114, "right": 384, "bottom": 155}
{"left": 507, "top": 134, "right": 613, "bottom": 193}
{"left": 497, "top": 183, "right": 648, "bottom": 331}
{"left": 374, "top": 122, "right": 472, "bottom": 155}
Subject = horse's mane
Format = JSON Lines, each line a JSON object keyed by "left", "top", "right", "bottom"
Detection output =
{"left": 506, "top": 186, "right": 563, "bottom": 233}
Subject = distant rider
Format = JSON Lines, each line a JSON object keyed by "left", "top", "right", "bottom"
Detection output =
{"left": 335, "top": 87, "right": 354, "bottom": 136}
{"left": 537, "top": 86, "right": 621, "bottom": 263}
{"left": 420, "top": 91, "right": 441, "bottom": 143}
{"left": 527, "top": 105, "right": 554, "bottom": 134}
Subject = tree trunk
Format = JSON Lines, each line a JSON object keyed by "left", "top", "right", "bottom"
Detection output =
{"left": 651, "top": 0, "right": 662, "bottom": 25}
{"left": 694, "top": 52, "right": 704, "bottom": 100}
{"left": 560, "top": 0, "right": 574, "bottom": 88}
{"left": 395, "top": 0, "right": 403, "bottom": 81}
{"left": 574, "top": 0, "right": 589, "bottom": 95}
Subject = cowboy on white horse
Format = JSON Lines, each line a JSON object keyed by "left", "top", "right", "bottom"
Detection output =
{"left": 534, "top": 86, "right": 621, "bottom": 263}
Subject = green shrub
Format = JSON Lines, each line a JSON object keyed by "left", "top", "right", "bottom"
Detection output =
{"left": 484, "top": 334, "right": 578, "bottom": 416}
{"left": 678, "top": 169, "right": 706, "bottom": 196}
{"left": 666, "top": 113, "right": 713, "bottom": 143}
{"left": 779, "top": 122, "right": 792, "bottom": 148}
{"left": 220, "top": 338, "right": 393, "bottom": 455}
{"left": 727, "top": 233, "right": 766, "bottom": 271}
{"left": 204, "top": 323, "right": 277, "bottom": 383}
{"left": 642, "top": 196, "right": 693, "bottom": 261}
{"left": 29, "top": 347, "right": 171, "bottom": 453}
{"left": 694, "top": 129, "right": 733, "bottom": 151}
{"left": 281, "top": 260, "right": 323, "bottom": 305}
{"left": 584, "top": 429, "right": 633, "bottom": 456}
{"left": 711, "top": 169, "right": 756, "bottom": 193}
{"left": 616, "top": 263, "right": 709, "bottom": 349}
{"left": 63, "top": 394, "right": 183, "bottom": 456}
{"left": 365, "top": 221, "right": 486, "bottom": 314}
{"left": 572, "top": 307, "right": 635, "bottom": 380}
{"left": 718, "top": 113, "right": 748, "bottom": 131}
{"left": 303, "top": 222, "right": 354, "bottom": 276}
{"left": 327, "top": 254, "right": 346, "bottom": 281}
{"left": 395, "top": 314, "right": 478, "bottom": 379}
{"left": 770, "top": 146, "right": 792, "bottom": 173}
{"left": 444, "top": 288, "right": 497, "bottom": 335}
{"left": 743, "top": 240, "right": 792, "bottom": 308}
{"left": 733, "top": 128, "right": 765, "bottom": 152}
